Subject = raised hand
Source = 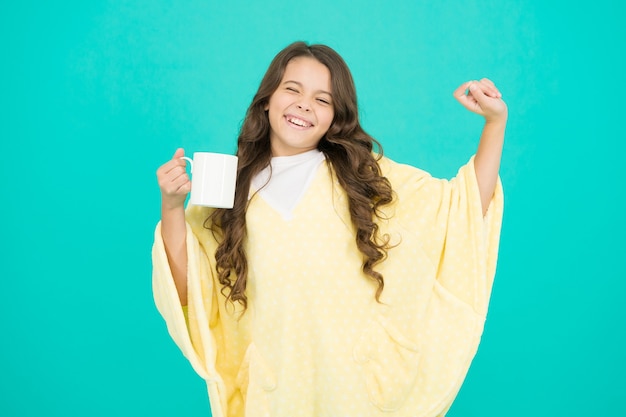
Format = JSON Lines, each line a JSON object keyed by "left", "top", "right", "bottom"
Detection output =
{"left": 453, "top": 78, "right": 508, "bottom": 124}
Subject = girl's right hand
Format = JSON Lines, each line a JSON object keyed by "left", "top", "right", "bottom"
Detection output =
{"left": 156, "top": 148, "right": 191, "bottom": 210}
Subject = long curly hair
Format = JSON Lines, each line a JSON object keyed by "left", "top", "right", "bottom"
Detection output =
{"left": 207, "top": 41, "right": 393, "bottom": 310}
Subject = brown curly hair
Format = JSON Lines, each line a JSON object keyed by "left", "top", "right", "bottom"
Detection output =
{"left": 207, "top": 41, "right": 393, "bottom": 310}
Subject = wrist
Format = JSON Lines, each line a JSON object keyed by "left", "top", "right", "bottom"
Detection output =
{"left": 484, "top": 105, "right": 508, "bottom": 126}
{"left": 161, "top": 199, "right": 186, "bottom": 213}
{"left": 484, "top": 117, "right": 507, "bottom": 129}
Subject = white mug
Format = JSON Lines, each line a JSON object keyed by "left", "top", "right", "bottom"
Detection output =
{"left": 181, "top": 152, "right": 238, "bottom": 208}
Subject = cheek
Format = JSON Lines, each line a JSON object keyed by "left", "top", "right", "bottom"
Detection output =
{"left": 321, "top": 110, "right": 334, "bottom": 130}
{"left": 267, "top": 102, "right": 283, "bottom": 123}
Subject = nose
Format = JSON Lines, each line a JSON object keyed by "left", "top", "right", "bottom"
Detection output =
{"left": 296, "top": 99, "right": 312, "bottom": 111}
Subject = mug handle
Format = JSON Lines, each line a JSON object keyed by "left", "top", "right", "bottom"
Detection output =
{"left": 181, "top": 156, "right": 193, "bottom": 173}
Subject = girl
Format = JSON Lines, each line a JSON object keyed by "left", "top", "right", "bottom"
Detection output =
{"left": 153, "top": 41, "right": 506, "bottom": 417}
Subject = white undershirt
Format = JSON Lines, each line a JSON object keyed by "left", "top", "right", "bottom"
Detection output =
{"left": 251, "top": 149, "right": 326, "bottom": 220}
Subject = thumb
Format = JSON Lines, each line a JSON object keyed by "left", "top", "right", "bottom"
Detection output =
{"left": 468, "top": 82, "right": 489, "bottom": 104}
{"left": 172, "top": 147, "right": 185, "bottom": 159}
{"left": 454, "top": 81, "right": 484, "bottom": 113}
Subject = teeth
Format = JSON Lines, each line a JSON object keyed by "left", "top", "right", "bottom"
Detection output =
{"left": 287, "top": 116, "right": 311, "bottom": 127}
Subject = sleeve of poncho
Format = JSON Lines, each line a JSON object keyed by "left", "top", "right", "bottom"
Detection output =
{"left": 151, "top": 207, "right": 228, "bottom": 417}
{"left": 390, "top": 155, "right": 504, "bottom": 316}
{"left": 373, "top": 156, "right": 504, "bottom": 413}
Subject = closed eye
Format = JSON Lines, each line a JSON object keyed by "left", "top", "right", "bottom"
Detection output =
{"left": 286, "top": 87, "right": 299, "bottom": 93}
{"left": 316, "top": 98, "right": 331, "bottom": 105}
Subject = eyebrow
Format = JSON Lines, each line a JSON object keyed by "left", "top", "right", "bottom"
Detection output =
{"left": 283, "top": 80, "right": 332, "bottom": 97}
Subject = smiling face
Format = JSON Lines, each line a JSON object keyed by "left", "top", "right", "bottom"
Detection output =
{"left": 265, "top": 57, "right": 335, "bottom": 156}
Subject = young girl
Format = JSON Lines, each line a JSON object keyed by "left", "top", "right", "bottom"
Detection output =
{"left": 153, "top": 41, "right": 506, "bottom": 417}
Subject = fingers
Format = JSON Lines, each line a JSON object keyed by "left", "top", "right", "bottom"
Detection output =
{"left": 454, "top": 81, "right": 482, "bottom": 114}
{"left": 453, "top": 81, "right": 473, "bottom": 101}
{"left": 157, "top": 153, "right": 187, "bottom": 179}
{"left": 468, "top": 82, "right": 488, "bottom": 103}
{"left": 158, "top": 164, "right": 190, "bottom": 193}
{"left": 157, "top": 149, "right": 191, "bottom": 196}
{"left": 477, "top": 78, "right": 501, "bottom": 98}
{"left": 454, "top": 79, "right": 501, "bottom": 100}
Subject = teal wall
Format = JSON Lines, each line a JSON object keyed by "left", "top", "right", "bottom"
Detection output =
{"left": 2, "top": 1, "right": 624, "bottom": 415}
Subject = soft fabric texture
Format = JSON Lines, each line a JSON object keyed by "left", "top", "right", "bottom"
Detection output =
{"left": 152, "top": 155, "right": 504, "bottom": 417}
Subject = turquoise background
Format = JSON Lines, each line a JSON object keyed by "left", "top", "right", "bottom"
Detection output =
{"left": 1, "top": 0, "right": 624, "bottom": 415}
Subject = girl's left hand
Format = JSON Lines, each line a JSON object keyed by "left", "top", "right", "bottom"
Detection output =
{"left": 453, "top": 78, "right": 508, "bottom": 123}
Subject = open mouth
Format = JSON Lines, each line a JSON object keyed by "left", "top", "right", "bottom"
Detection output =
{"left": 285, "top": 115, "right": 313, "bottom": 128}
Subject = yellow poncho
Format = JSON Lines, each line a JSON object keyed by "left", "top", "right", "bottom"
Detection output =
{"left": 152, "top": 156, "right": 504, "bottom": 417}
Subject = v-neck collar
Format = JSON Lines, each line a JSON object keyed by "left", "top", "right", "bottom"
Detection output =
{"left": 250, "top": 150, "right": 326, "bottom": 221}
